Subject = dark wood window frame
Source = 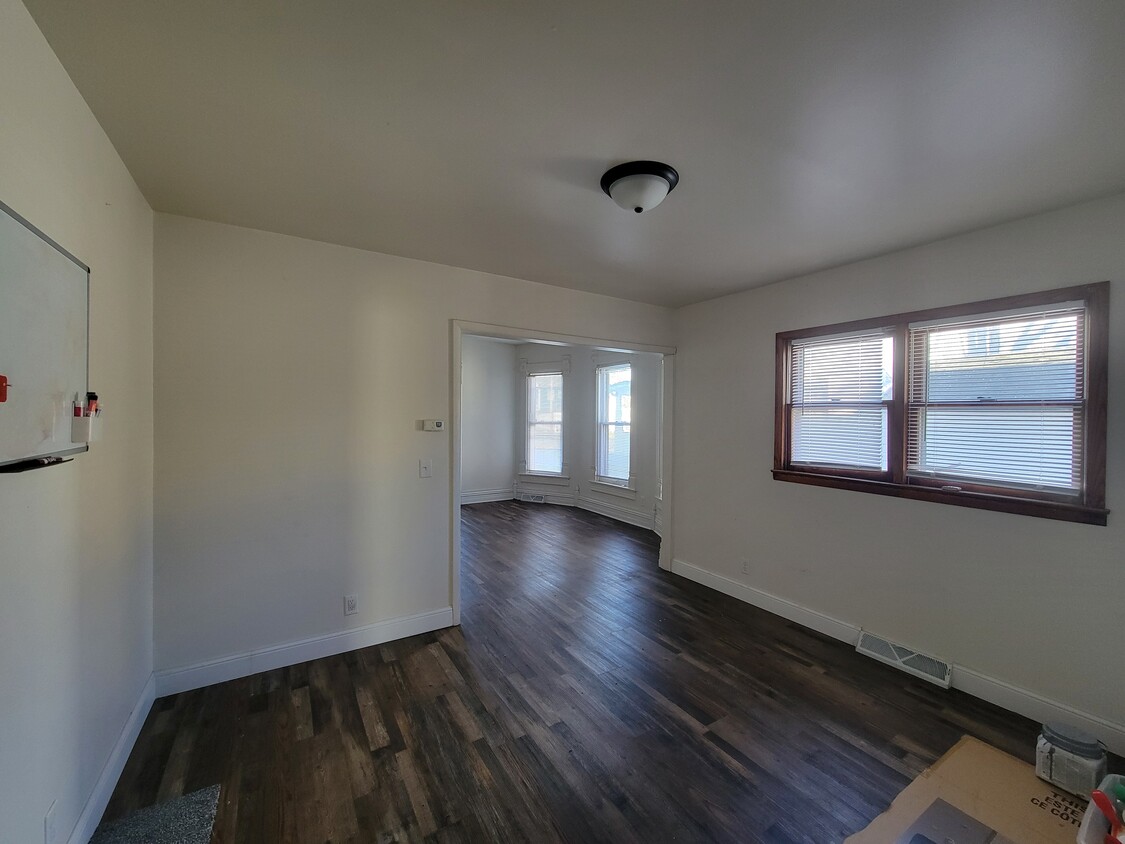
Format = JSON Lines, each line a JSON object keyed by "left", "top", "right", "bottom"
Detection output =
{"left": 773, "top": 282, "right": 1109, "bottom": 525}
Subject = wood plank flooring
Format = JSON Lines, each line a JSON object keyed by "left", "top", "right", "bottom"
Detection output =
{"left": 104, "top": 500, "right": 1042, "bottom": 842}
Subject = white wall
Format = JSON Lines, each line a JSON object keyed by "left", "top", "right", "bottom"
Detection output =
{"left": 461, "top": 337, "right": 517, "bottom": 503}
{"left": 515, "top": 344, "right": 663, "bottom": 529}
{"left": 0, "top": 1, "right": 155, "bottom": 841}
{"left": 673, "top": 192, "right": 1125, "bottom": 747}
{"left": 153, "top": 214, "right": 673, "bottom": 679}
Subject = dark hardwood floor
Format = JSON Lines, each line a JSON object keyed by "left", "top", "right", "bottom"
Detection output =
{"left": 104, "top": 500, "right": 1041, "bottom": 842}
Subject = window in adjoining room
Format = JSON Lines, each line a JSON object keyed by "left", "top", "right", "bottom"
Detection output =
{"left": 526, "top": 371, "right": 564, "bottom": 474}
{"left": 596, "top": 362, "right": 632, "bottom": 486}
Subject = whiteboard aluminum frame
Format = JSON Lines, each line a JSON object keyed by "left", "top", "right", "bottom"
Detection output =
{"left": 0, "top": 198, "right": 90, "bottom": 467}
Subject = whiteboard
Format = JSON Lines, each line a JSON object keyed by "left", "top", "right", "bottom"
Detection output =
{"left": 0, "top": 200, "right": 89, "bottom": 467}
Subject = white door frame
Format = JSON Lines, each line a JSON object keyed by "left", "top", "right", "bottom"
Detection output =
{"left": 449, "top": 320, "right": 676, "bottom": 625}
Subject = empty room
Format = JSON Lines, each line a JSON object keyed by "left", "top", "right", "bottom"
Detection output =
{"left": 1, "top": 1, "right": 1123, "bottom": 842}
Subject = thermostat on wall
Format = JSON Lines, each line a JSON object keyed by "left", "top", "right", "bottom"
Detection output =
{"left": 423, "top": 419, "right": 445, "bottom": 432}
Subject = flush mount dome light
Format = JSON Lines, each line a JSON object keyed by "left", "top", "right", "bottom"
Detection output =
{"left": 600, "top": 160, "right": 679, "bottom": 214}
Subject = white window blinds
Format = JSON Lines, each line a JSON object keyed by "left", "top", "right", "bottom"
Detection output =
{"left": 906, "top": 305, "right": 1085, "bottom": 493}
{"left": 775, "top": 282, "right": 1107, "bottom": 524}
{"left": 789, "top": 332, "right": 893, "bottom": 471}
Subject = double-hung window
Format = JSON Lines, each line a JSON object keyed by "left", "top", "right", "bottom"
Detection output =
{"left": 526, "top": 372, "right": 564, "bottom": 474}
{"left": 787, "top": 331, "right": 893, "bottom": 474}
{"left": 774, "top": 283, "right": 1109, "bottom": 524}
{"left": 595, "top": 363, "right": 632, "bottom": 486}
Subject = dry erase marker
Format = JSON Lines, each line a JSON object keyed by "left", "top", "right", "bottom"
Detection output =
{"left": 74, "top": 392, "right": 86, "bottom": 417}
{"left": 86, "top": 392, "right": 98, "bottom": 416}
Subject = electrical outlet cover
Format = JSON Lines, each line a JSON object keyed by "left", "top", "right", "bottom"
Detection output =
{"left": 344, "top": 594, "right": 358, "bottom": 615}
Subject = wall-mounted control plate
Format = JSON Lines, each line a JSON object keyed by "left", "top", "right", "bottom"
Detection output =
{"left": 423, "top": 419, "right": 444, "bottom": 432}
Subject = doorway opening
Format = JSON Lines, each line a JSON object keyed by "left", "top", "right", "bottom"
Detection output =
{"left": 449, "top": 321, "right": 675, "bottom": 624}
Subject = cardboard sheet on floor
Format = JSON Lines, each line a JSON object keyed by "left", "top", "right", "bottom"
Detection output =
{"left": 845, "top": 736, "right": 1087, "bottom": 844}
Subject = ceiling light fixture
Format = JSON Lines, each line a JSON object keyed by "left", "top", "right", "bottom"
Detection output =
{"left": 600, "top": 161, "right": 679, "bottom": 214}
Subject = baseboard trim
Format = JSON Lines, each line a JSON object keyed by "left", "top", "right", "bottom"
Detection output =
{"left": 460, "top": 488, "right": 513, "bottom": 505}
{"left": 951, "top": 666, "right": 1125, "bottom": 755}
{"left": 577, "top": 496, "right": 655, "bottom": 530}
{"left": 515, "top": 492, "right": 577, "bottom": 507}
{"left": 670, "top": 558, "right": 1125, "bottom": 755}
{"left": 155, "top": 607, "right": 454, "bottom": 697}
{"left": 671, "top": 558, "right": 859, "bottom": 644}
{"left": 508, "top": 495, "right": 655, "bottom": 531}
{"left": 69, "top": 672, "right": 156, "bottom": 844}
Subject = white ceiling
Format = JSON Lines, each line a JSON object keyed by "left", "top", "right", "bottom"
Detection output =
{"left": 23, "top": 1, "right": 1125, "bottom": 307}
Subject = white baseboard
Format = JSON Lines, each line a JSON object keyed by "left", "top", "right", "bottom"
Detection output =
{"left": 670, "top": 558, "right": 1125, "bottom": 756}
{"left": 951, "top": 666, "right": 1125, "bottom": 755}
{"left": 577, "top": 496, "right": 655, "bottom": 530}
{"left": 507, "top": 493, "right": 655, "bottom": 531}
{"left": 671, "top": 559, "right": 859, "bottom": 644}
{"left": 155, "top": 607, "right": 454, "bottom": 697}
{"left": 515, "top": 491, "right": 577, "bottom": 506}
{"left": 460, "top": 488, "right": 513, "bottom": 505}
{"left": 69, "top": 672, "right": 156, "bottom": 844}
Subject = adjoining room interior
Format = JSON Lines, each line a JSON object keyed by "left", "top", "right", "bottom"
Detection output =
{"left": 455, "top": 328, "right": 674, "bottom": 619}
{"left": 459, "top": 335, "right": 666, "bottom": 529}
{"left": 2, "top": 1, "right": 1123, "bottom": 842}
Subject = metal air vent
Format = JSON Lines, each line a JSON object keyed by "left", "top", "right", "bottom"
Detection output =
{"left": 857, "top": 630, "right": 952, "bottom": 688}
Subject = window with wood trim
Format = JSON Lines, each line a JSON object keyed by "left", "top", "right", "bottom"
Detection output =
{"left": 774, "top": 283, "right": 1109, "bottom": 525}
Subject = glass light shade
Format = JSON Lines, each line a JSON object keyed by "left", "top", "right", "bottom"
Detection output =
{"left": 607, "top": 174, "right": 671, "bottom": 213}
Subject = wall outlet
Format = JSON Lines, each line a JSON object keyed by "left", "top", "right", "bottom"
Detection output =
{"left": 344, "top": 594, "right": 358, "bottom": 616}
{"left": 419, "top": 458, "right": 432, "bottom": 478}
{"left": 45, "top": 800, "right": 58, "bottom": 844}
{"left": 741, "top": 559, "right": 751, "bottom": 575}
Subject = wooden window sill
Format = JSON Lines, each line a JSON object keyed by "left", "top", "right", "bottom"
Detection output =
{"left": 772, "top": 469, "right": 1108, "bottom": 526}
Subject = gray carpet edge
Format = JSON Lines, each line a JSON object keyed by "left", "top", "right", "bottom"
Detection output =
{"left": 89, "top": 784, "right": 220, "bottom": 844}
